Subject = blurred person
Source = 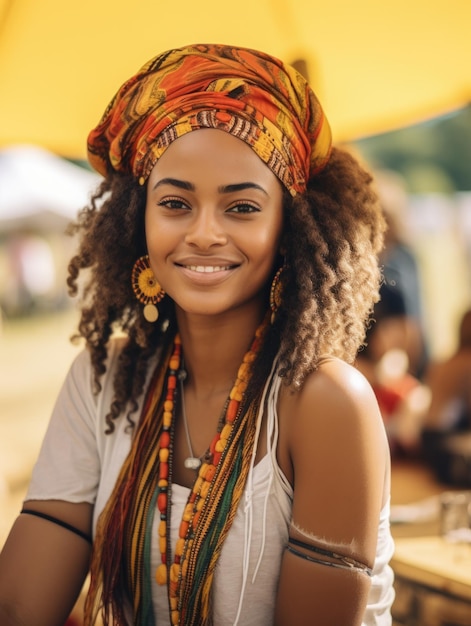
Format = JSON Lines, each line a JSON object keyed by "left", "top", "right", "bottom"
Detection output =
{"left": 356, "top": 282, "right": 431, "bottom": 457}
{"left": 374, "top": 170, "right": 429, "bottom": 378}
{"left": 424, "top": 307, "right": 471, "bottom": 431}
{"left": 421, "top": 308, "right": 471, "bottom": 483}
{"left": 2, "top": 232, "right": 56, "bottom": 316}
{"left": 0, "top": 44, "right": 394, "bottom": 626}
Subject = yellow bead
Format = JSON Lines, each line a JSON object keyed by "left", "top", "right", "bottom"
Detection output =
{"left": 237, "top": 362, "right": 249, "bottom": 378}
{"left": 198, "top": 462, "right": 209, "bottom": 477}
{"left": 175, "top": 538, "right": 185, "bottom": 556}
{"left": 238, "top": 380, "right": 248, "bottom": 393}
{"left": 155, "top": 564, "right": 167, "bottom": 585}
{"left": 170, "top": 563, "right": 180, "bottom": 583}
{"left": 164, "top": 400, "right": 173, "bottom": 411}
{"left": 220, "top": 424, "right": 232, "bottom": 440}
{"left": 159, "top": 448, "right": 169, "bottom": 462}
{"left": 169, "top": 357, "right": 180, "bottom": 370}
{"left": 229, "top": 388, "right": 243, "bottom": 401}
{"left": 159, "top": 536, "right": 166, "bottom": 554}
{"left": 193, "top": 476, "right": 203, "bottom": 493}
{"left": 163, "top": 414, "right": 172, "bottom": 428}
{"left": 200, "top": 481, "right": 210, "bottom": 499}
{"left": 159, "top": 520, "right": 166, "bottom": 536}
{"left": 182, "top": 503, "right": 193, "bottom": 521}
{"left": 171, "top": 610, "right": 180, "bottom": 625}
{"left": 196, "top": 498, "right": 204, "bottom": 511}
{"left": 215, "top": 439, "right": 226, "bottom": 452}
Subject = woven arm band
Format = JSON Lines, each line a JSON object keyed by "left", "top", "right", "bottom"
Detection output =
{"left": 287, "top": 536, "right": 373, "bottom": 576}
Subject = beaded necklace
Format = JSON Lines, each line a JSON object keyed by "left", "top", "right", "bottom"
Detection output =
{"left": 155, "top": 324, "right": 267, "bottom": 625}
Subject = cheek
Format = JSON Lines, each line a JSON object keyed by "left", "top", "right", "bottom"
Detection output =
{"left": 144, "top": 210, "right": 169, "bottom": 254}
{"left": 144, "top": 205, "right": 154, "bottom": 248}
{"left": 254, "top": 218, "right": 284, "bottom": 261}
{"left": 144, "top": 224, "right": 166, "bottom": 275}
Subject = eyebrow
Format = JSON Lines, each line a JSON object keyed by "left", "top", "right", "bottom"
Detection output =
{"left": 152, "top": 178, "right": 268, "bottom": 196}
{"left": 153, "top": 178, "right": 194, "bottom": 191}
{"left": 219, "top": 182, "right": 268, "bottom": 196}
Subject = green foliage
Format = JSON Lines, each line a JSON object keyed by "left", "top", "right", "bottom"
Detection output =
{"left": 355, "top": 105, "right": 471, "bottom": 192}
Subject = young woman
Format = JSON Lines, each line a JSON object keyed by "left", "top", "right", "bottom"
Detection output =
{"left": 0, "top": 44, "right": 394, "bottom": 625}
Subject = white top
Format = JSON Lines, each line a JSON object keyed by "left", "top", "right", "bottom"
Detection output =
{"left": 27, "top": 338, "right": 395, "bottom": 625}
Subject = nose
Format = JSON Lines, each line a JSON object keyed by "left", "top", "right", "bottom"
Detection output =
{"left": 184, "top": 207, "right": 227, "bottom": 249}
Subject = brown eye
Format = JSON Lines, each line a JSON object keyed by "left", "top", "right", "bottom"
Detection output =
{"left": 158, "top": 197, "right": 190, "bottom": 210}
{"left": 227, "top": 202, "right": 260, "bottom": 214}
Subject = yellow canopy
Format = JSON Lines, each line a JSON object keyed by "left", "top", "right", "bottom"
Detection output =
{"left": 0, "top": 0, "right": 469, "bottom": 159}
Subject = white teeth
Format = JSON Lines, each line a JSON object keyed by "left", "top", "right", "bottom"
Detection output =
{"left": 187, "top": 265, "right": 230, "bottom": 273}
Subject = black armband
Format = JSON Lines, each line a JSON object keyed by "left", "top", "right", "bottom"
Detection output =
{"left": 21, "top": 508, "right": 92, "bottom": 545}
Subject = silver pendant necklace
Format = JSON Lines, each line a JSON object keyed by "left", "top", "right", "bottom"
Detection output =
{"left": 178, "top": 368, "right": 202, "bottom": 471}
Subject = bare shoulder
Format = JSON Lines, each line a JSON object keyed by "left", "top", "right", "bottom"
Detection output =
{"left": 275, "top": 359, "right": 392, "bottom": 624}
{"left": 281, "top": 357, "right": 386, "bottom": 439}
{"left": 278, "top": 358, "right": 390, "bottom": 548}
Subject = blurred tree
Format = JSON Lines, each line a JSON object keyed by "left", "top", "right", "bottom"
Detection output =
{"left": 355, "top": 105, "right": 471, "bottom": 192}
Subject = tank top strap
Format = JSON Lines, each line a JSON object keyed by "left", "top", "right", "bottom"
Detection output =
{"left": 265, "top": 366, "right": 293, "bottom": 497}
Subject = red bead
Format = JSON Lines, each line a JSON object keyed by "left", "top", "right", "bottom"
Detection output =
{"left": 226, "top": 399, "right": 239, "bottom": 423}
{"left": 209, "top": 433, "right": 220, "bottom": 454}
{"left": 157, "top": 492, "right": 167, "bottom": 513}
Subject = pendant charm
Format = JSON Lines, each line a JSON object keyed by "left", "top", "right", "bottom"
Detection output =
{"left": 184, "top": 457, "right": 202, "bottom": 470}
{"left": 143, "top": 303, "right": 158, "bottom": 323}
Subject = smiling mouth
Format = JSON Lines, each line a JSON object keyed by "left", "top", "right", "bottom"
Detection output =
{"left": 183, "top": 265, "right": 235, "bottom": 273}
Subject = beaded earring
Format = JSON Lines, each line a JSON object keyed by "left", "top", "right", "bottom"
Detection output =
{"left": 269, "top": 264, "right": 284, "bottom": 323}
{"left": 131, "top": 255, "right": 166, "bottom": 322}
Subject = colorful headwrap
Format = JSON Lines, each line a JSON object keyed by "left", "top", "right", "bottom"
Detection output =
{"left": 87, "top": 43, "right": 332, "bottom": 195}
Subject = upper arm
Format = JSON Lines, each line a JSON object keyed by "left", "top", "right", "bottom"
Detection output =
{"left": 0, "top": 500, "right": 93, "bottom": 626}
{"left": 290, "top": 361, "right": 388, "bottom": 558}
{"left": 0, "top": 344, "right": 124, "bottom": 625}
{"left": 276, "top": 360, "right": 390, "bottom": 625}
{"left": 0, "top": 351, "right": 98, "bottom": 625}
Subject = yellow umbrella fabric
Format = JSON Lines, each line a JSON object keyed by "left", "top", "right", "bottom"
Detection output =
{"left": 0, "top": 0, "right": 470, "bottom": 159}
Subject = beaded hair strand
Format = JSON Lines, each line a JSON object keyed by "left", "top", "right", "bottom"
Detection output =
{"left": 84, "top": 321, "right": 270, "bottom": 625}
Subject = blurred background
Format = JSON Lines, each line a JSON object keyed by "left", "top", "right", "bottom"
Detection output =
{"left": 1, "top": 0, "right": 470, "bottom": 550}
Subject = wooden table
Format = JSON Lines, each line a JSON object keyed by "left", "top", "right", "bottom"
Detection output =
{"left": 390, "top": 460, "right": 471, "bottom": 625}
{"left": 392, "top": 536, "right": 471, "bottom": 601}
{"left": 392, "top": 536, "right": 471, "bottom": 625}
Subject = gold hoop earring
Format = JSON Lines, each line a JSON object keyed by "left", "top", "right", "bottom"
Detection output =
{"left": 270, "top": 265, "right": 284, "bottom": 324}
{"left": 131, "top": 255, "right": 165, "bottom": 322}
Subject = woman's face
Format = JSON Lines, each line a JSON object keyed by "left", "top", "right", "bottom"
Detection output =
{"left": 145, "top": 129, "right": 284, "bottom": 318}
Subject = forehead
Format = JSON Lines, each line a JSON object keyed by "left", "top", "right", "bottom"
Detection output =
{"left": 147, "top": 129, "right": 283, "bottom": 191}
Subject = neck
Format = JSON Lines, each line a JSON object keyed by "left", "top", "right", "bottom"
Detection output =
{"left": 175, "top": 306, "right": 266, "bottom": 398}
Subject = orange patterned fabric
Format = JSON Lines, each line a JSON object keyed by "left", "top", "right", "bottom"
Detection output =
{"left": 87, "top": 44, "right": 332, "bottom": 195}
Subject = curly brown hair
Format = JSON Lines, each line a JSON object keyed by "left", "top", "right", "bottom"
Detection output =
{"left": 67, "top": 146, "right": 385, "bottom": 433}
